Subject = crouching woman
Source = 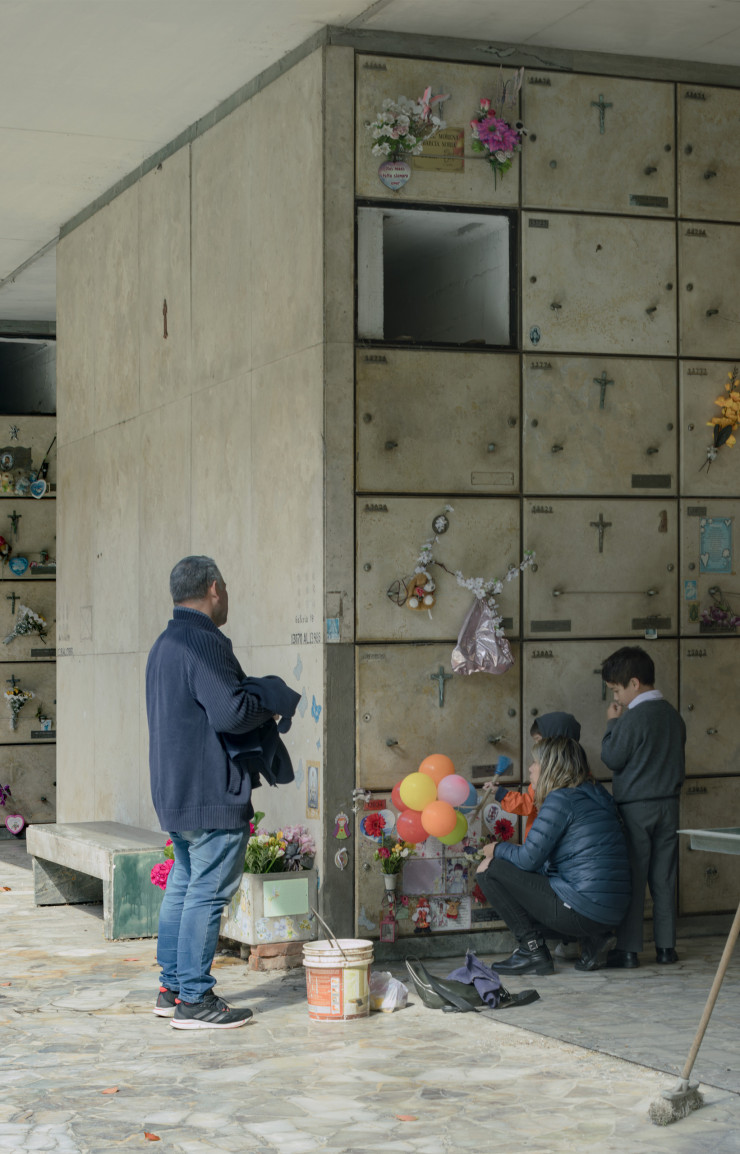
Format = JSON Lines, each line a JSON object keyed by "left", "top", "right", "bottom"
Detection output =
{"left": 476, "top": 736, "right": 631, "bottom": 975}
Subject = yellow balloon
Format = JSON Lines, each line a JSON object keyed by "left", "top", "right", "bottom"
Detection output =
{"left": 439, "top": 811, "right": 468, "bottom": 846}
{"left": 399, "top": 772, "right": 437, "bottom": 812}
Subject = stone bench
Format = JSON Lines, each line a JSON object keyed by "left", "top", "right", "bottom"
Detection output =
{"left": 27, "top": 822, "right": 168, "bottom": 940}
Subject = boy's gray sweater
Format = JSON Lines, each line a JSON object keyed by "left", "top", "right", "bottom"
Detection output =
{"left": 601, "top": 699, "right": 686, "bottom": 804}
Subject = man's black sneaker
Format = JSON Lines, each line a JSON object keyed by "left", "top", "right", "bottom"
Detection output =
{"left": 170, "top": 990, "right": 254, "bottom": 1030}
{"left": 153, "top": 986, "right": 179, "bottom": 1017}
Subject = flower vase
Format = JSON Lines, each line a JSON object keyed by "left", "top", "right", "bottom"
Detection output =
{"left": 383, "top": 873, "right": 399, "bottom": 892}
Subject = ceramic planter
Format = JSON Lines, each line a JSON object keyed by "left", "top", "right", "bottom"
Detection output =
{"left": 220, "top": 868, "right": 318, "bottom": 946}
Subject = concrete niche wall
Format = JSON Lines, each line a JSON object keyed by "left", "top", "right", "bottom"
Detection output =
{"left": 55, "top": 51, "right": 328, "bottom": 853}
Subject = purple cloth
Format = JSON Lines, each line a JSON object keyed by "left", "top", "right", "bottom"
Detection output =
{"left": 446, "top": 950, "right": 502, "bottom": 1008}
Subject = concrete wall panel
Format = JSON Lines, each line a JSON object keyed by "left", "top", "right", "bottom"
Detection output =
{"left": 93, "top": 420, "right": 139, "bottom": 654}
{"left": 138, "top": 148, "right": 192, "bottom": 411}
{"left": 56, "top": 656, "right": 96, "bottom": 822}
{"left": 191, "top": 102, "right": 253, "bottom": 389}
{"left": 249, "top": 347, "right": 324, "bottom": 649}
{"left": 56, "top": 218, "right": 97, "bottom": 447}
{"left": 93, "top": 185, "right": 140, "bottom": 431}
{"left": 250, "top": 52, "right": 324, "bottom": 370}
{"left": 138, "top": 399, "right": 192, "bottom": 652}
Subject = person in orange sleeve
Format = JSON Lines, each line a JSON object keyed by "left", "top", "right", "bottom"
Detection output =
{"left": 494, "top": 712, "right": 583, "bottom": 841}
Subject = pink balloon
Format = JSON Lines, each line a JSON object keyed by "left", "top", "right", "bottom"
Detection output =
{"left": 437, "top": 774, "right": 472, "bottom": 807}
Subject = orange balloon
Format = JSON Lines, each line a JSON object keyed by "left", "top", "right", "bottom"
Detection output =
{"left": 418, "top": 754, "right": 455, "bottom": 788}
{"left": 420, "top": 800, "right": 458, "bottom": 838}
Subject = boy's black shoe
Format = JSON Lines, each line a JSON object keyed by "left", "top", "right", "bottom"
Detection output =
{"left": 574, "top": 933, "right": 616, "bottom": 972}
{"left": 170, "top": 990, "right": 254, "bottom": 1030}
{"left": 493, "top": 939, "right": 554, "bottom": 976}
{"left": 656, "top": 947, "right": 679, "bottom": 964}
{"left": 606, "top": 948, "right": 640, "bottom": 969}
{"left": 152, "top": 986, "right": 178, "bottom": 1017}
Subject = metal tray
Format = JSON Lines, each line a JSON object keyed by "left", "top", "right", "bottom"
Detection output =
{"left": 679, "top": 827, "right": 740, "bottom": 855}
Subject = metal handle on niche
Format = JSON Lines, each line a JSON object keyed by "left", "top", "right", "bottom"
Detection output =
{"left": 706, "top": 728, "right": 718, "bottom": 735}
{"left": 386, "top": 738, "right": 398, "bottom": 747}
{"left": 487, "top": 734, "right": 504, "bottom": 745}
{"left": 644, "top": 165, "right": 657, "bottom": 175}
{"left": 384, "top": 441, "right": 398, "bottom": 451}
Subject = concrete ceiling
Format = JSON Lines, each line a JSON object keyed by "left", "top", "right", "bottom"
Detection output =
{"left": 2, "top": 0, "right": 740, "bottom": 326}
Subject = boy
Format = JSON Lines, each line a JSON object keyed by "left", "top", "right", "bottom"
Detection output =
{"left": 600, "top": 645, "right": 686, "bottom": 968}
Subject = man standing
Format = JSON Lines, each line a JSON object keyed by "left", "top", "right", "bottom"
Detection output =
{"left": 146, "top": 556, "right": 273, "bottom": 1029}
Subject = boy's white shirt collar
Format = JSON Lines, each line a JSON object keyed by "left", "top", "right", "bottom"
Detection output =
{"left": 628, "top": 689, "right": 664, "bottom": 709}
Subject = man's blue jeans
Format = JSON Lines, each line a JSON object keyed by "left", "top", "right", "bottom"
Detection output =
{"left": 157, "top": 828, "right": 249, "bottom": 1004}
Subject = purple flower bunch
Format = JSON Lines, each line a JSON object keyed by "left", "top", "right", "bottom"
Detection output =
{"left": 470, "top": 98, "right": 525, "bottom": 185}
{"left": 700, "top": 605, "right": 740, "bottom": 629}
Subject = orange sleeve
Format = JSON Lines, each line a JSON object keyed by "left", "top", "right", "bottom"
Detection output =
{"left": 498, "top": 783, "right": 537, "bottom": 818}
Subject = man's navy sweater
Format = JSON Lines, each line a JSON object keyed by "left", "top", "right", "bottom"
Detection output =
{"left": 146, "top": 607, "right": 272, "bottom": 831}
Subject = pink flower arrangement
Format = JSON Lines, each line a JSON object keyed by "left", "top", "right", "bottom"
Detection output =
{"left": 470, "top": 96, "right": 525, "bottom": 186}
{"left": 150, "top": 859, "right": 174, "bottom": 890}
{"left": 150, "top": 838, "right": 175, "bottom": 890}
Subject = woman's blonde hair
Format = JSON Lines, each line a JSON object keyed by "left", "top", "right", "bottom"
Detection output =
{"left": 532, "top": 736, "right": 590, "bottom": 809}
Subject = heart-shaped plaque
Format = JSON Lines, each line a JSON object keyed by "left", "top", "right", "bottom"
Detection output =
{"left": 378, "top": 158, "right": 411, "bottom": 191}
{"left": 30, "top": 479, "right": 47, "bottom": 499}
{"left": 5, "top": 814, "right": 25, "bottom": 836}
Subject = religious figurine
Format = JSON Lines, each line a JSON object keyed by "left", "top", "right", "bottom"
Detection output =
{"left": 412, "top": 896, "right": 431, "bottom": 934}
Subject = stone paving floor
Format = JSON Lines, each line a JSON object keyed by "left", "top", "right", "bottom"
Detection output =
{"left": 2, "top": 838, "right": 740, "bottom": 1154}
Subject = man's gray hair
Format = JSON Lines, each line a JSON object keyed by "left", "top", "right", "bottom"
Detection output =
{"left": 170, "top": 556, "right": 223, "bottom": 604}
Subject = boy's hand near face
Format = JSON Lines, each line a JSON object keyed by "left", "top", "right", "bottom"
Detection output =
{"left": 607, "top": 702, "right": 623, "bottom": 720}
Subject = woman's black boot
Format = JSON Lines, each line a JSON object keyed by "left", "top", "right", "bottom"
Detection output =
{"left": 492, "top": 937, "right": 554, "bottom": 975}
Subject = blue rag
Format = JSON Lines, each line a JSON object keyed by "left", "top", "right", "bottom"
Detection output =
{"left": 446, "top": 950, "right": 502, "bottom": 1008}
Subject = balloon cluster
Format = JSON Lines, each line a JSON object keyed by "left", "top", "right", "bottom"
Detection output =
{"left": 390, "top": 755, "right": 477, "bottom": 846}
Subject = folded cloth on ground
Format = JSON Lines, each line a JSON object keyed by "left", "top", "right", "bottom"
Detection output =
{"left": 446, "top": 950, "right": 502, "bottom": 1008}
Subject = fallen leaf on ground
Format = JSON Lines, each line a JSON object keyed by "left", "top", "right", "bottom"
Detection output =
{"left": 123, "top": 957, "right": 139, "bottom": 962}
{"left": 395, "top": 1115, "right": 418, "bottom": 1121}
{"left": 0, "top": 982, "right": 11, "bottom": 987}
{"left": 0, "top": 886, "right": 10, "bottom": 892}
{"left": 144, "top": 1133, "right": 160, "bottom": 1142}
{"left": 101, "top": 1087, "right": 119, "bottom": 1094}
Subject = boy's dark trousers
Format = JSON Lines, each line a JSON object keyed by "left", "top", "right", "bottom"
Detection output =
{"left": 616, "top": 796, "right": 680, "bottom": 952}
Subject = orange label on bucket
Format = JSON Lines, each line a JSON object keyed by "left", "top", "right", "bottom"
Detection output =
{"left": 305, "top": 964, "right": 370, "bottom": 1020}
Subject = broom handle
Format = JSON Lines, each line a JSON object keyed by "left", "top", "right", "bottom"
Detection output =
{"left": 681, "top": 894, "right": 740, "bottom": 1082}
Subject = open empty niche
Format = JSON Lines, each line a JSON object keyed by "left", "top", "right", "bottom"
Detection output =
{"left": 357, "top": 206, "right": 513, "bottom": 347}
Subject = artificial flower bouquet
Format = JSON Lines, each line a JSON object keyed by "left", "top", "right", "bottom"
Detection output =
{"left": 372, "top": 835, "right": 413, "bottom": 874}
{"left": 150, "top": 839, "right": 174, "bottom": 890}
{"left": 3, "top": 603, "right": 47, "bottom": 646}
{"left": 701, "top": 366, "right": 740, "bottom": 471}
{"left": 4, "top": 685, "right": 34, "bottom": 730}
{"left": 366, "top": 87, "right": 447, "bottom": 158}
{"left": 244, "top": 812, "right": 316, "bottom": 874}
{"left": 470, "top": 97, "right": 525, "bottom": 185}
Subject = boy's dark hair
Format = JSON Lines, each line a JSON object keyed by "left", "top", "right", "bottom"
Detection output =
{"left": 601, "top": 645, "right": 655, "bottom": 687}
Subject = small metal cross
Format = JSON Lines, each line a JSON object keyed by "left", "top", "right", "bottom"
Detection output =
{"left": 590, "top": 513, "right": 612, "bottom": 553}
{"left": 162, "top": 299, "right": 168, "bottom": 340}
{"left": 591, "top": 94, "right": 613, "bottom": 134}
{"left": 6, "top": 674, "right": 20, "bottom": 689}
{"left": 8, "top": 509, "right": 21, "bottom": 538}
{"left": 6, "top": 592, "right": 19, "bottom": 613}
{"left": 430, "top": 665, "right": 453, "bottom": 708}
{"left": 593, "top": 370, "right": 614, "bottom": 409}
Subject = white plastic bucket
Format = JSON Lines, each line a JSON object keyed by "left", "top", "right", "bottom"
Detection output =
{"left": 302, "top": 938, "right": 374, "bottom": 1021}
